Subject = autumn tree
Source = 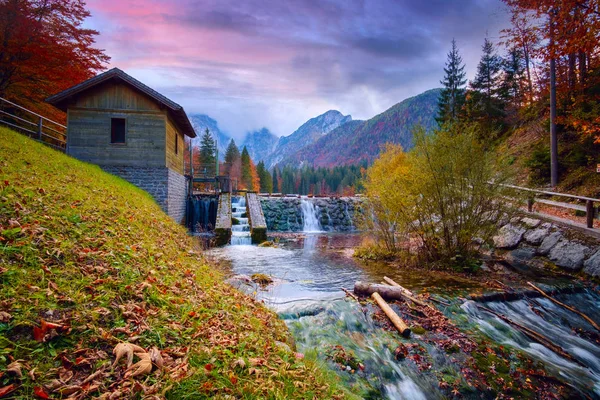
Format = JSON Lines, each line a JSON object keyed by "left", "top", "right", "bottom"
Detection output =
{"left": 0, "top": 0, "right": 109, "bottom": 118}
{"left": 240, "top": 146, "right": 260, "bottom": 191}
{"left": 437, "top": 39, "right": 467, "bottom": 125}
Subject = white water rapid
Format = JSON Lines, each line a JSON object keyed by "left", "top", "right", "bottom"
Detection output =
{"left": 231, "top": 196, "right": 252, "bottom": 245}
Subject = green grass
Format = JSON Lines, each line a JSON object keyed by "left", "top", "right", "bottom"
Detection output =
{"left": 0, "top": 127, "right": 351, "bottom": 399}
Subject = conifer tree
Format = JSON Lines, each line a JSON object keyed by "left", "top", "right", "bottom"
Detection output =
{"left": 199, "top": 128, "right": 216, "bottom": 176}
{"left": 256, "top": 161, "right": 273, "bottom": 193}
{"left": 224, "top": 139, "right": 240, "bottom": 164}
{"left": 500, "top": 47, "right": 525, "bottom": 108}
{"left": 437, "top": 39, "right": 467, "bottom": 125}
{"left": 468, "top": 38, "right": 505, "bottom": 136}
{"left": 272, "top": 167, "right": 280, "bottom": 193}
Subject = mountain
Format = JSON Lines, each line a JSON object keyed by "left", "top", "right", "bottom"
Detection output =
{"left": 282, "top": 88, "right": 441, "bottom": 167}
{"left": 188, "top": 114, "right": 232, "bottom": 160}
{"left": 266, "top": 110, "right": 352, "bottom": 167}
{"left": 241, "top": 128, "right": 278, "bottom": 163}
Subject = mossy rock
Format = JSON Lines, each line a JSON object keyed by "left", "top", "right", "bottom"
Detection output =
{"left": 251, "top": 273, "right": 273, "bottom": 287}
{"left": 231, "top": 217, "right": 240, "bottom": 225}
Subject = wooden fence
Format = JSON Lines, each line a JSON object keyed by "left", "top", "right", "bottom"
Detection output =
{"left": 0, "top": 97, "right": 66, "bottom": 151}
{"left": 501, "top": 184, "right": 599, "bottom": 229}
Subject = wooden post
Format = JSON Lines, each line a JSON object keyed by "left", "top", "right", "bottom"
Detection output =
{"left": 37, "top": 117, "right": 43, "bottom": 140}
{"left": 527, "top": 197, "right": 534, "bottom": 212}
{"left": 587, "top": 200, "right": 594, "bottom": 229}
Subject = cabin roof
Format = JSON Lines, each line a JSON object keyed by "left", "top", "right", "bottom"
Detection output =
{"left": 46, "top": 68, "right": 196, "bottom": 138}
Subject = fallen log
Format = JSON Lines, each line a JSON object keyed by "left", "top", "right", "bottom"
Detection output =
{"left": 354, "top": 282, "right": 410, "bottom": 302}
{"left": 527, "top": 282, "right": 600, "bottom": 332}
{"left": 477, "top": 305, "right": 583, "bottom": 366}
{"left": 372, "top": 292, "right": 411, "bottom": 337}
{"left": 469, "top": 285, "right": 586, "bottom": 303}
{"left": 383, "top": 276, "right": 430, "bottom": 307}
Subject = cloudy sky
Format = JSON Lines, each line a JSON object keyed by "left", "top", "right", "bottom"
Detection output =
{"left": 85, "top": 0, "right": 510, "bottom": 139}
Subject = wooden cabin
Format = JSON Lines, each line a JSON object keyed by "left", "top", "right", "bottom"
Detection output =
{"left": 47, "top": 68, "right": 196, "bottom": 223}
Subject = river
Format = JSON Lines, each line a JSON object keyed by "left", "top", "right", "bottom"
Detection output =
{"left": 206, "top": 232, "right": 600, "bottom": 399}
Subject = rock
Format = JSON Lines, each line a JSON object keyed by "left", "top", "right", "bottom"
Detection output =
{"left": 493, "top": 224, "right": 526, "bottom": 249}
{"left": 523, "top": 223, "right": 552, "bottom": 245}
{"left": 505, "top": 247, "right": 537, "bottom": 274}
{"left": 547, "top": 240, "right": 590, "bottom": 271}
{"left": 583, "top": 250, "right": 600, "bottom": 277}
{"left": 537, "top": 232, "right": 562, "bottom": 256}
{"left": 521, "top": 217, "right": 541, "bottom": 228}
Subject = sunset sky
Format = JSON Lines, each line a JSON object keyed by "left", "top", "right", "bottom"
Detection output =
{"left": 85, "top": 0, "right": 510, "bottom": 139}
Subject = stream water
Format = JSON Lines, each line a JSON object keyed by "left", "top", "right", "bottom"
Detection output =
{"left": 207, "top": 206, "right": 600, "bottom": 398}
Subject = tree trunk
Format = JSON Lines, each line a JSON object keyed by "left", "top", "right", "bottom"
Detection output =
{"left": 578, "top": 51, "right": 587, "bottom": 86}
{"left": 355, "top": 282, "right": 414, "bottom": 302}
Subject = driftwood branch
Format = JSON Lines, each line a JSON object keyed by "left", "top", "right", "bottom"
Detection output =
{"left": 527, "top": 282, "right": 600, "bottom": 332}
{"left": 341, "top": 287, "right": 359, "bottom": 301}
{"left": 383, "top": 276, "right": 433, "bottom": 308}
{"left": 371, "top": 292, "right": 411, "bottom": 337}
{"left": 354, "top": 282, "right": 410, "bottom": 302}
{"left": 477, "top": 305, "right": 583, "bottom": 366}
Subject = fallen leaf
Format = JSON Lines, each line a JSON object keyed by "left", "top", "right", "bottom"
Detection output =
{"left": 231, "top": 358, "right": 246, "bottom": 369}
{"left": 0, "top": 384, "right": 17, "bottom": 397}
{"left": 33, "top": 386, "right": 50, "bottom": 399}
{"left": 149, "top": 347, "right": 164, "bottom": 369}
{"left": 0, "top": 312, "right": 12, "bottom": 323}
{"left": 112, "top": 342, "right": 146, "bottom": 368}
{"left": 6, "top": 361, "right": 23, "bottom": 379}
{"left": 125, "top": 353, "right": 152, "bottom": 378}
{"left": 204, "top": 363, "right": 213, "bottom": 372}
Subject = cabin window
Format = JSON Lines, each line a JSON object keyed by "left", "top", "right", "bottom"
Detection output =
{"left": 110, "top": 118, "right": 126, "bottom": 144}
{"left": 175, "top": 134, "right": 178, "bottom": 154}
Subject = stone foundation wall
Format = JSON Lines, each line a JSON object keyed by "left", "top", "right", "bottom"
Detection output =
{"left": 167, "top": 169, "right": 188, "bottom": 224}
{"left": 260, "top": 197, "right": 362, "bottom": 232}
{"left": 493, "top": 217, "right": 600, "bottom": 278}
{"left": 102, "top": 166, "right": 187, "bottom": 223}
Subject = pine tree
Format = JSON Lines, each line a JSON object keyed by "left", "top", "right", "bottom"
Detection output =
{"left": 240, "top": 146, "right": 261, "bottom": 191}
{"left": 199, "top": 128, "right": 216, "bottom": 176}
{"left": 500, "top": 47, "right": 525, "bottom": 108}
{"left": 468, "top": 38, "right": 506, "bottom": 136}
{"left": 256, "top": 161, "right": 273, "bottom": 193}
{"left": 272, "top": 167, "right": 280, "bottom": 193}
{"left": 224, "top": 139, "right": 240, "bottom": 164}
{"left": 437, "top": 39, "right": 467, "bottom": 125}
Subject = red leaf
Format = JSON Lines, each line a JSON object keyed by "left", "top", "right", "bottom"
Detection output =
{"left": 33, "top": 326, "right": 45, "bottom": 342}
{"left": 33, "top": 386, "right": 50, "bottom": 399}
{"left": 204, "top": 363, "right": 213, "bottom": 372}
{"left": 0, "top": 384, "right": 17, "bottom": 398}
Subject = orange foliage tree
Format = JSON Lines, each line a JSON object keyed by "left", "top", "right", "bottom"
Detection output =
{"left": 0, "top": 0, "right": 109, "bottom": 120}
{"left": 502, "top": 0, "right": 600, "bottom": 141}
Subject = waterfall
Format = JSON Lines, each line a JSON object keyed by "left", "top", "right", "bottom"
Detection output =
{"left": 187, "top": 196, "right": 217, "bottom": 232}
{"left": 231, "top": 196, "right": 252, "bottom": 245}
{"left": 301, "top": 199, "right": 322, "bottom": 232}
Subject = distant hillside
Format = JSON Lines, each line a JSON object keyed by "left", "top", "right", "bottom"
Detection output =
{"left": 284, "top": 89, "right": 441, "bottom": 167}
{"left": 266, "top": 110, "right": 352, "bottom": 167}
{"left": 188, "top": 114, "right": 232, "bottom": 160}
{"left": 242, "top": 127, "right": 278, "bottom": 163}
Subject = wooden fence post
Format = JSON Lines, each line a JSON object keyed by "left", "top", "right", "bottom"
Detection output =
{"left": 586, "top": 200, "right": 594, "bottom": 229}
{"left": 37, "top": 117, "right": 43, "bottom": 140}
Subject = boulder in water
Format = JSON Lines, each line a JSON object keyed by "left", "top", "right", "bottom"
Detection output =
{"left": 505, "top": 247, "right": 537, "bottom": 274}
{"left": 583, "top": 250, "right": 600, "bottom": 277}
{"left": 493, "top": 224, "right": 526, "bottom": 249}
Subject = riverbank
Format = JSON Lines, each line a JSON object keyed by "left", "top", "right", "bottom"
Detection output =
{"left": 210, "top": 232, "right": 600, "bottom": 399}
{"left": 0, "top": 128, "right": 351, "bottom": 399}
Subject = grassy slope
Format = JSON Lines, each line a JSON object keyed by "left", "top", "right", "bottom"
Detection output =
{"left": 0, "top": 127, "right": 349, "bottom": 399}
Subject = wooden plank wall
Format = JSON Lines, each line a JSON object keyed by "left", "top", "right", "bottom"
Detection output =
{"left": 165, "top": 117, "right": 184, "bottom": 174}
{"left": 66, "top": 81, "right": 168, "bottom": 167}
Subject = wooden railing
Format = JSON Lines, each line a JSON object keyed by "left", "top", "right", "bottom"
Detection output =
{"left": 0, "top": 97, "right": 66, "bottom": 151}
{"left": 501, "top": 184, "right": 599, "bottom": 229}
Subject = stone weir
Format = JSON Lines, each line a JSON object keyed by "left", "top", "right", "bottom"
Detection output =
{"left": 260, "top": 196, "right": 362, "bottom": 232}
{"left": 246, "top": 193, "right": 267, "bottom": 243}
{"left": 214, "top": 193, "right": 232, "bottom": 246}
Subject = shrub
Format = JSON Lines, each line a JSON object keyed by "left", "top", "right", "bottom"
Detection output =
{"left": 362, "top": 123, "right": 519, "bottom": 269}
